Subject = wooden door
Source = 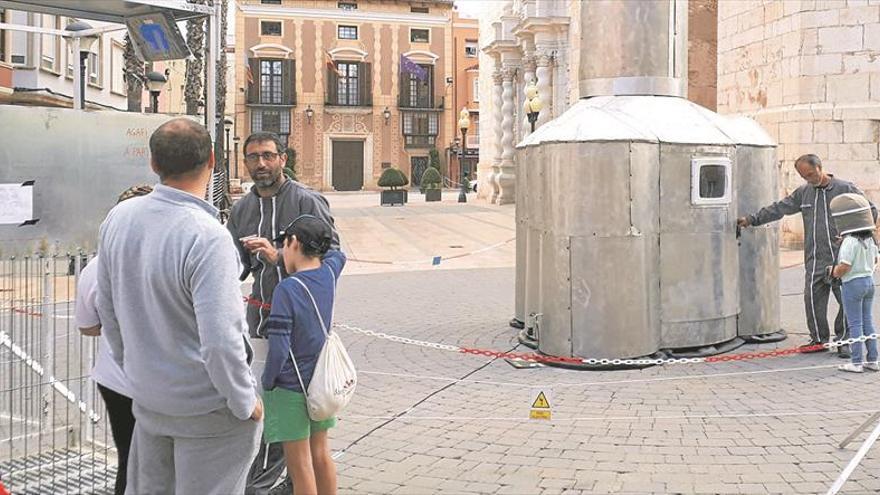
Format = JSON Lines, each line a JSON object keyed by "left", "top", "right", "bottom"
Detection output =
{"left": 332, "top": 140, "right": 364, "bottom": 191}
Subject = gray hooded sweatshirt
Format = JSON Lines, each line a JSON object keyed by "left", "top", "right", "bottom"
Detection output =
{"left": 227, "top": 178, "right": 338, "bottom": 337}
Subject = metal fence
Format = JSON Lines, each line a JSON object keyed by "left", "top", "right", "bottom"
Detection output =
{"left": 1, "top": 253, "right": 116, "bottom": 494}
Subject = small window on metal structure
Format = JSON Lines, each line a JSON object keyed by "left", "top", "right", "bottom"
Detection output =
{"left": 691, "top": 157, "right": 732, "bottom": 207}
{"left": 411, "top": 6, "right": 429, "bottom": 13}
{"left": 261, "top": 0, "right": 282, "bottom": 4}
{"left": 465, "top": 42, "right": 478, "bottom": 57}
{"left": 260, "top": 21, "right": 282, "bottom": 36}
{"left": 338, "top": 25, "right": 358, "bottom": 40}
{"left": 410, "top": 28, "right": 429, "bottom": 43}
{"left": 338, "top": 1, "right": 357, "bottom": 10}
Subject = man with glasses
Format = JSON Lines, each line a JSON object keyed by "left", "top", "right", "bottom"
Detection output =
{"left": 227, "top": 132, "right": 338, "bottom": 495}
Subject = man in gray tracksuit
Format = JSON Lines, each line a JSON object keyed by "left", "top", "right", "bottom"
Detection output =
{"left": 227, "top": 132, "right": 338, "bottom": 495}
{"left": 738, "top": 154, "right": 877, "bottom": 357}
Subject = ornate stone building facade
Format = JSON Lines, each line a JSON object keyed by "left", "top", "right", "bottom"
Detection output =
{"left": 235, "top": 0, "right": 456, "bottom": 191}
{"left": 476, "top": 0, "right": 719, "bottom": 204}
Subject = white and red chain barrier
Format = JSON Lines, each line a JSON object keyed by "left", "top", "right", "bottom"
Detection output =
{"left": 245, "top": 296, "right": 876, "bottom": 367}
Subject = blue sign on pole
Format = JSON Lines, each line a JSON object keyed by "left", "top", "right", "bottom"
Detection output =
{"left": 140, "top": 24, "right": 170, "bottom": 53}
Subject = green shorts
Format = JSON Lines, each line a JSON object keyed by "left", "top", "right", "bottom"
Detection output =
{"left": 262, "top": 388, "right": 336, "bottom": 443}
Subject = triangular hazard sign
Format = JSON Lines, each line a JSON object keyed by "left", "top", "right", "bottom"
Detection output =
{"left": 531, "top": 391, "right": 550, "bottom": 409}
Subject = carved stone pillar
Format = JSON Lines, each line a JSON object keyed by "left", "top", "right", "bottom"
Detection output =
{"left": 535, "top": 52, "right": 552, "bottom": 127}
{"left": 521, "top": 55, "right": 536, "bottom": 137}
{"left": 490, "top": 69, "right": 504, "bottom": 203}
{"left": 497, "top": 67, "right": 517, "bottom": 205}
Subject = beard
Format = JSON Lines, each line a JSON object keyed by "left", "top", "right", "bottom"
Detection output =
{"left": 253, "top": 169, "right": 282, "bottom": 188}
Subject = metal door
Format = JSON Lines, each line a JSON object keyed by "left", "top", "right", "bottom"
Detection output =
{"left": 410, "top": 156, "right": 428, "bottom": 189}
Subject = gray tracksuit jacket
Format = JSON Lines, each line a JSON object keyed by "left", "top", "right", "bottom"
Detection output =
{"left": 227, "top": 179, "right": 339, "bottom": 338}
{"left": 747, "top": 176, "right": 876, "bottom": 273}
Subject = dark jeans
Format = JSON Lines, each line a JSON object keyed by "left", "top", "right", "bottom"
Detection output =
{"left": 98, "top": 384, "right": 135, "bottom": 495}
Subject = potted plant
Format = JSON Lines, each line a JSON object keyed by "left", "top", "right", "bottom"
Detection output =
{"left": 378, "top": 167, "right": 408, "bottom": 206}
{"left": 420, "top": 166, "right": 442, "bottom": 202}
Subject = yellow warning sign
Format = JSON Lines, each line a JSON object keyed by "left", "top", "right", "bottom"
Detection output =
{"left": 529, "top": 409, "right": 551, "bottom": 420}
{"left": 531, "top": 391, "right": 550, "bottom": 409}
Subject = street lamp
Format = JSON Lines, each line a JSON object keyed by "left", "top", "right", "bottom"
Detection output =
{"left": 383, "top": 106, "right": 391, "bottom": 125}
{"left": 224, "top": 117, "right": 233, "bottom": 175}
{"left": 305, "top": 105, "right": 314, "bottom": 124}
{"left": 524, "top": 79, "right": 542, "bottom": 133}
{"left": 64, "top": 20, "right": 98, "bottom": 109}
{"left": 145, "top": 70, "right": 168, "bottom": 113}
{"left": 457, "top": 106, "right": 471, "bottom": 203}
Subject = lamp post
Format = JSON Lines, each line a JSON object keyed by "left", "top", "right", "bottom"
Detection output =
{"left": 64, "top": 21, "right": 98, "bottom": 110}
{"left": 224, "top": 118, "right": 233, "bottom": 178}
{"left": 305, "top": 105, "right": 314, "bottom": 124}
{"left": 524, "top": 79, "right": 542, "bottom": 133}
{"left": 458, "top": 107, "right": 471, "bottom": 203}
{"left": 383, "top": 106, "right": 391, "bottom": 125}
{"left": 145, "top": 70, "right": 168, "bottom": 113}
{"left": 232, "top": 136, "right": 241, "bottom": 179}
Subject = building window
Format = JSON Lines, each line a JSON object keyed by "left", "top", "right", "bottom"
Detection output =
{"left": 411, "top": 6, "right": 429, "bottom": 13}
{"left": 251, "top": 108, "right": 290, "bottom": 140}
{"left": 410, "top": 28, "right": 429, "bottom": 43}
{"left": 260, "top": 21, "right": 282, "bottom": 36}
{"left": 40, "top": 14, "right": 58, "bottom": 72}
{"left": 338, "top": 25, "right": 357, "bottom": 40}
{"left": 261, "top": 0, "right": 281, "bottom": 4}
{"left": 336, "top": 62, "right": 359, "bottom": 105}
{"left": 400, "top": 63, "right": 433, "bottom": 108}
{"left": 465, "top": 41, "right": 478, "bottom": 58}
{"left": 260, "top": 59, "right": 283, "bottom": 104}
{"left": 111, "top": 41, "right": 125, "bottom": 95}
{"left": 0, "top": 10, "right": 6, "bottom": 63}
{"left": 402, "top": 111, "right": 438, "bottom": 147}
{"left": 691, "top": 157, "right": 732, "bottom": 207}
{"left": 87, "top": 50, "right": 99, "bottom": 86}
{"left": 338, "top": 1, "right": 357, "bottom": 10}
{"left": 472, "top": 78, "right": 479, "bottom": 102}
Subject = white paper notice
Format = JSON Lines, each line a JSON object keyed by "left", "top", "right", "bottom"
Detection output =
{"left": 0, "top": 183, "right": 34, "bottom": 224}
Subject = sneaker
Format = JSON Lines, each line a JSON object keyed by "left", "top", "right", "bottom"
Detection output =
{"left": 863, "top": 362, "right": 880, "bottom": 372}
{"left": 839, "top": 363, "right": 864, "bottom": 373}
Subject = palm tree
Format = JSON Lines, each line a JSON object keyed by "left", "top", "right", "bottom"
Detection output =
{"left": 123, "top": 34, "right": 144, "bottom": 112}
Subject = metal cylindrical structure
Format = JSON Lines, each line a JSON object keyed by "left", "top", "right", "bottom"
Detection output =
{"left": 578, "top": 0, "right": 687, "bottom": 99}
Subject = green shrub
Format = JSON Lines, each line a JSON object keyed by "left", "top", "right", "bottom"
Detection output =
{"left": 420, "top": 167, "right": 442, "bottom": 190}
{"left": 428, "top": 147, "right": 441, "bottom": 171}
{"left": 378, "top": 167, "right": 408, "bottom": 190}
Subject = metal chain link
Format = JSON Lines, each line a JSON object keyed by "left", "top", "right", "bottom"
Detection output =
{"left": 334, "top": 322, "right": 880, "bottom": 367}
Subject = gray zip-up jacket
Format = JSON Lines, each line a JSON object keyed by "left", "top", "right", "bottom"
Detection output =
{"left": 747, "top": 176, "right": 877, "bottom": 269}
{"left": 227, "top": 179, "right": 338, "bottom": 337}
{"left": 97, "top": 185, "right": 257, "bottom": 420}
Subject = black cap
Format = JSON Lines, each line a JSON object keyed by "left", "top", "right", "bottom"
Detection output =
{"left": 273, "top": 214, "right": 333, "bottom": 255}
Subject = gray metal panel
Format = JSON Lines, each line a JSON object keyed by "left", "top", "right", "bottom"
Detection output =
{"left": 736, "top": 146, "right": 781, "bottom": 336}
{"left": 549, "top": 142, "right": 634, "bottom": 237}
{"left": 524, "top": 145, "right": 547, "bottom": 325}
{"left": 570, "top": 234, "right": 660, "bottom": 359}
{"left": 629, "top": 142, "right": 662, "bottom": 236}
{"left": 0, "top": 0, "right": 210, "bottom": 23}
{"left": 514, "top": 147, "right": 530, "bottom": 322}
{"left": 0, "top": 106, "right": 175, "bottom": 254}
{"left": 536, "top": 233, "right": 572, "bottom": 357}
{"left": 577, "top": 0, "right": 687, "bottom": 97}
{"left": 662, "top": 317, "right": 738, "bottom": 349}
{"left": 658, "top": 144, "right": 736, "bottom": 234}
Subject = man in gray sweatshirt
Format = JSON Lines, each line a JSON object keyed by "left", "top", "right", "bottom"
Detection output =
{"left": 97, "top": 118, "right": 262, "bottom": 495}
{"left": 227, "top": 132, "right": 338, "bottom": 494}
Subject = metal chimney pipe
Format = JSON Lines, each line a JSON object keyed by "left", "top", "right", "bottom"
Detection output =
{"left": 579, "top": 0, "right": 688, "bottom": 98}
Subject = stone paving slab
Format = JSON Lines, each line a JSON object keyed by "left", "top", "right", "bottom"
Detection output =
{"left": 329, "top": 265, "right": 880, "bottom": 494}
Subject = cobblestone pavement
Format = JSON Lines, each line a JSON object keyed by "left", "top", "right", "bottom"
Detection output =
{"left": 319, "top": 194, "right": 880, "bottom": 495}
{"left": 330, "top": 267, "right": 880, "bottom": 495}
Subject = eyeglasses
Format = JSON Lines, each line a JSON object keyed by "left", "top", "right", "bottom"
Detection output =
{"left": 244, "top": 151, "right": 281, "bottom": 164}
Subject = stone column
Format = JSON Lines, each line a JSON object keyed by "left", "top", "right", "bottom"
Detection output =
{"left": 497, "top": 67, "right": 517, "bottom": 205}
{"left": 535, "top": 52, "right": 552, "bottom": 127}
{"left": 490, "top": 68, "right": 504, "bottom": 203}
{"left": 521, "top": 55, "right": 537, "bottom": 137}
